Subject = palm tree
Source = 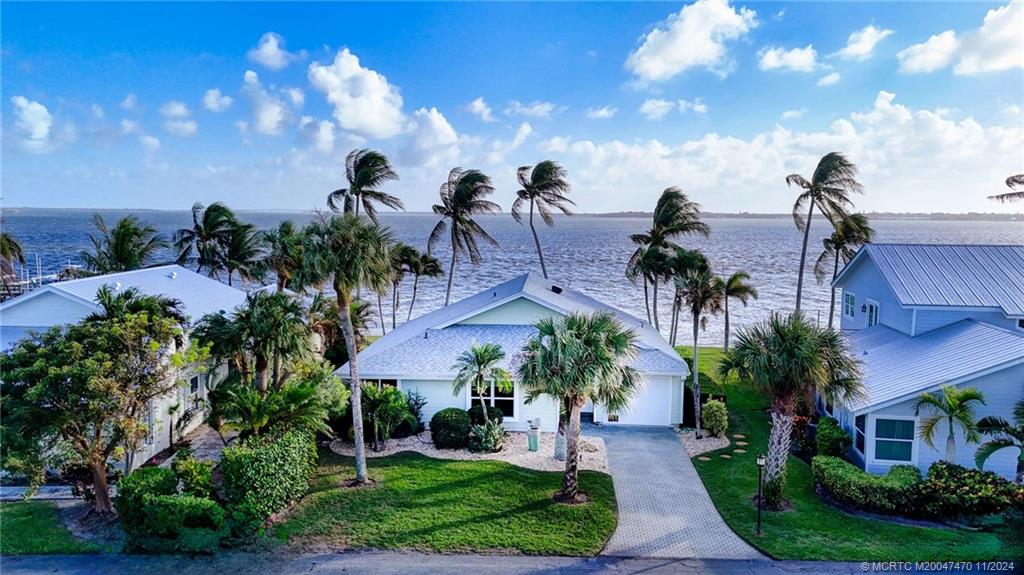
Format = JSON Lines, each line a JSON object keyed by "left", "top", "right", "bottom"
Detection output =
{"left": 327, "top": 149, "right": 402, "bottom": 222}
{"left": 387, "top": 243, "right": 419, "bottom": 330}
{"left": 720, "top": 270, "right": 758, "bottom": 352}
{"left": 263, "top": 220, "right": 304, "bottom": 291}
{"left": 676, "top": 268, "right": 724, "bottom": 437}
{"left": 0, "top": 231, "right": 26, "bottom": 285}
{"left": 914, "top": 384, "right": 986, "bottom": 463}
{"left": 786, "top": 152, "right": 863, "bottom": 312}
{"left": 223, "top": 222, "right": 265, "bottom": 287}
{"left": 511, "top": 160, "right": 574, "bottom": 279}
{"left": 625, "top": 244, "right": 667, "bottom": 325}
{"left": 988, "top": 174, "right": 1024, "bottom": 204}
{"left": 518, "top": 312, "right": 641, "bottom": 503}
{"left": 428, "top": 168, "right": 501, "bottom": 306}
{"left": 975, "top": 398, "right": 1024, "bottom": 484}
{"left": 80, "top": 213, "right": 168, "bottom": 273}
{"left": 307, "top": 293, "right": 375, "bottom": 368}
{"left": 301, "top": 214, "right": 393, "bottom": 483}
{"left": 665, "top": 248, "right": 709, "bottom": 346}
{"left": 173, "top": 202, "right": 236, "bottom": 276}
{"left": 814, "top": 213, "right": 874, "bottom": 329}
{"left": 719, "top": 312, "right": 863, "bottom": 507}
{"left": 87, "top": 285, "right": 187, "bottom": 327}
{"left": 405, "top": 251, "right": 443, "bottom": 321}
{"left": 451, "top": 343, "right": 513, "bottom": 426}
{"left": 627, "top": 188, "right": 709, "bottom": 333}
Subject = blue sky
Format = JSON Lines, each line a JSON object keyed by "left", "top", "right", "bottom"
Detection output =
{"left": 3, "top": 1, "right": 1022, "bottom": 213}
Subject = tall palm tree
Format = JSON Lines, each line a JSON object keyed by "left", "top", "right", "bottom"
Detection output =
{"left": 786, "top": 152, "right": 863, "bottom": 312}
{"left": 975, "top": 398, "right": 1024, "bottom": 484}
{"left": 665, "top": 248, "right": 709, "bottom": 346}
{"left": 511, "top": 160, "right": 574, "bottom": 279}
{"left": 451, "top": 343, "right": 513, "bottom": 426}
{"left": 518, "top": 312, "right": 641, "bottom": 503}
{"left": 301, "top": 214, "right": 393, "bottom": 484}
{"left": 625, "top": 244, "right": 667, "bottom": 325}
{"left": 720, "top": 312, "right": 863, "bottom": 507}
{"left": 720, "top": 270, "right": 758, "bottom": 352}
{"left": 428, "top": 168, "right": 500, "bottom": 306}
{"left": 327, "top": 149, "right": 402, "bottom": 223}
{"left": 0, "top": 231, "right": 26, "bottom": 285}
{"left": 627, "top": 188, "right": 709, "bottom": 333}
{"left": 80, "top": 213, "right": 168, "bottom": 273}
{"left": 223, "top": 222, "right": 265, "bottom": 287}
{"left": 676, "top": 268, "right": 724, "bottom": 438}
{"left": 263, "top": 220, "right": 304, "bottom": 291}
{"left": 988, "top": 174, "right": 1024, "bottom": 204}
{"left": 814, "top": 212, "right": 874, "bottom": 329}
{"left": 405, "top": 251, "right": 443, "bottom": 321}
{"left": 87, "top": 285, "right": 187, "bottom": 327}
{"left": 387, "top": 243, "right": 419, "bottom": 330}
{"left": 307, "top": 293, "right": 374, "bottom": 368}
{"left": 914, "top": 384, "right": 986, "bottom": 463}
{"left": 173, "top": 202, "right": 236, "bottom": 276}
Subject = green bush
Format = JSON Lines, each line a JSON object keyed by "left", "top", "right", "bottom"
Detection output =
{"left": 133, "top": 494, "right": 225, "bottom": 554}
{"left": 815, "top": 417, "right": 853, "bottom": 457}
{"left": 812, "top": 455, "right": 920, "bottom": 515}
{"left": 701, "top": 399, "right": 728, "bottom": 437}
{"left": 763, "top": 474, "right": 786, "bottom": 510}
{"left": 467, "top": 404, "right": 505, "bottom": 426}
{"left": 468, "top": 420, "right": 509, "bottom": 453}
{"left": 115, "top": 467, "right": 178, "bottom": 533}
{"left": 913, "top": 461, "right": 1018, "bottom": 520}
{"left": 171, "top": 455, "right": 213, "bottom": 498}
{"left": 221, "top": 429, "right": 318, "bottom": 520}
{"left": 430, "top": 408, "right": 471, "bottom": 449}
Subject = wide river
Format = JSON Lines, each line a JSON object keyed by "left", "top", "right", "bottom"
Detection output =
{"left": 3, "top": 209, "right": 1021, "bottom": 345}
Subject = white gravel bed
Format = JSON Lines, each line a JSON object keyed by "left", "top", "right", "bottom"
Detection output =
{"left": 329, "top": 431, "right": 609, "bottom": 473}
{"left": 676, "top": 428, "right": 730, "bottom": 456}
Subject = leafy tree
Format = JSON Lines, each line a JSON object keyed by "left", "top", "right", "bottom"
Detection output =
{"left": 428, "top": 168, "right": 500, "bottom": 305}
{"left": 785, "top": 152, "right": 863, "bottom": 312}
{"left": 720, "top": 270, "right": 758, "bottom": 351}
{"left": 360, "top": 384, "right": 415, "bottom": 451}
{"left": 914, "top": 384, "right": 986, "bottom": 463}
{"left": 405, "top": 251, "right": 443, "bottom": 321}
{"left": 451, "top": 343, "right": 512, "bottom": 426}
{"left": 975, "top": 398, "right": 1024, "bottom": 484}
{"left": 675, "top": 268, "right": 724, "bottom": 438}
{"left": 988, "top": 174, "right": 1024, "bottom": 204}
{"left": 518, "top": 312, "right": 641, "bottom": 502}
{"left": 173, "top": 202, "right": 236, "bottom": 276}
{"left": 223, "top": 221, "right": 265, "bottom": 287}
{"left": 327, "top": 149, "right": 402, "bottom": 222}
{"left": 511, "top": 160, "right": 574, "bottom": 279}
{"left": 80, "top": 213, "right": 168, "bottom": 273}
{"left": 815, "top": 212, "right": 873, "bottom": 329}
{"left": 263, "top": 220, "right": 304, "bottom": 291}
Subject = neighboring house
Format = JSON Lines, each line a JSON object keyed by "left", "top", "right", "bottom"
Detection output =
{"left": 341, "top": 272, "right": 690, "bottom": 432}
{"left": 828, "top": 243, "right": 1024, "bottom": 480}
{"left": 0, "top": 264, "right": 247, "bottom": 466}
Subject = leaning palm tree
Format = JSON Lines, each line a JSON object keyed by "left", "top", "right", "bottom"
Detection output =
{"left": 719, "top": 312, "right": 863, "bottom": 508}
{"left": 627, "top": 188, "right": 709, "bottom": 332}
{"left": 666, "top": 248, "right": 709, "bottom": 346}
{"left": 988, "top": 174, "right": 1024, "bottom": 204}
{"left": 914, "top": 384, "right": 986, "bottom": 463}
{"left": 720, "top": 270, "right": 758, "bottom": 352}
{"left": 223, "top": 222, "right": 265, "bottom": 287}
{"left": 975, "top": 398, "right": 1024, "bottom": 484}
{"left": 387, "top": 243, "right": 419, "bottom": 330}
{"left": 786, "top": 152, "right": 863, "bottom": 312}
{"left": 814, "top": 212, "right": 874, "bottom": 329}
{"left": 451, "top": 343, "right": 513, "bottom": 426}
{"left": 0, "top": 231, "right": 26, "bottom": 285}
{"left": 518, "top": 312, "right": 642, "bottom": 503}
{"left": 80, "top": 213, "right": 169, "bottom": 273}
{"left": 173, "top": 202, "right": 236, "bottom": 276}
{"left": 625, "top": 244, "right": 667, "bottom": 325}
{"left": 428, "top": 168, "right": 501, "bottom": 306}
{"left": 511, "top": 160, "right": 574, "bottom": 279}
{"left": 676, "top": 268, "right": 724, "bottom": 437}
{"left": 263, "top": 220, "right": 304, "bottom": 291}
{"left": 327, "top": 149, "right": 402, "bottom": 223}
{"left": 405, "top": 251, "right": 443, "bottom": 321}
{"left": 301, "top": 214, "right": 393, "bottom": 484}
{"left": 307, "top": 293, "right": 374, "bottom": 368}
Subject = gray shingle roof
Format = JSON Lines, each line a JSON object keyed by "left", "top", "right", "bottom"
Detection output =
{"left": 834, "top": 244, "right": 1024, "bottom": 316}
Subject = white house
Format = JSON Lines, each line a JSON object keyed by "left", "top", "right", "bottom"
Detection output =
{"left": 0, "top": 265, "right": 247, "bottom": 465}
{"left": 828, "top": 244, "right": 1024, "bottom": 481}
{"left": 340, "top": 272, "right": 690, "bottom": 432}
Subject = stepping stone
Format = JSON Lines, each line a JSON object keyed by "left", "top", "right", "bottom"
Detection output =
{"left": 732, "top": 434, "right": 746, "bottom": 439}
{"left": 697, "top": 456, "right": 711, "bottom": 461}
{"left": 720, "top": 454, "right": 732, "bottom": 459}
{"left": 735, "top": 441, "right": 748, "bottom": 446}
{"left": 734, "top": 449, "right": 747, "bottom": 454}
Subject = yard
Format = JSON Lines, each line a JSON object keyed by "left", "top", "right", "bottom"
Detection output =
{"left": 0, "top": 501, "right": 95, "bottom": 555}
{"left": 273, "top": 451, "right": 617, "bottom": 556}
{"left": 680, "top": 345, "right": 1024, "bottom": 561}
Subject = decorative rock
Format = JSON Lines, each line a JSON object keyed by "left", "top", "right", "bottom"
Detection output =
{"left": 697, "top": 456, "right": 712, "bottom": 461}
{"left": 732, "top": 434, "right": 746, "bottom": 439}
{"left": 734, "top": 449, "right": 747, "bottom": 454}
{"left": 720, "top": 454, "right": 732, "bottom": 459}
{"left": 735, "top": 441, "right": 748, "bottom": 446}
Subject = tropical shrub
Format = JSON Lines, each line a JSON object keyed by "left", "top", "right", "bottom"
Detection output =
{"left": 812, "top": 456, "right": 919, "bottom": 515}
{"left": 115, "top": 467, "right": 178, "bottom": 533}
{"left": 221, "top": 430, "right": 318, "bottom": 520}
{"left": 361, "top": 384, "right": 416, "bottom": 451}
{"left": 468, "top": 404, "right": 505, "bottom": 426}
{"left": 913, "top": 461, "right": 1019, "bottom": 520}
{"left": 816, "top": 417, "right": 853, "bottom": 457}
{"left": 468, "top": 420, "right": 509, "bottom": 453}
{"left": 171, "top": 454, "right": 213, "bottom": 498}
{"left": 430, "top": 408, "right": 471, "bottom": 449}
{"left": 394, "top": 390, "right": 427, "bottom": 438}
{"left": 701, "top": 399, "right": 728, "bottom": 437}
{"left": 134, "top": 494, "right": 225, "bottom": 554}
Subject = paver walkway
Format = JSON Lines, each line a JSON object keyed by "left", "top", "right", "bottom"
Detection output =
{"left": 591, "top": 425, "right": 763, "bottom": 560}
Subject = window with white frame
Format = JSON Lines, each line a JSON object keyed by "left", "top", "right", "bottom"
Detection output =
{"left": 874, "top": 418, "right": 914, "bottom": 461}
{"left": 471, "top": 381, "right": 516, "bottom": 419}
{"left": 1017, "top": 318, "right": 1024, "bottom": 332}
{"left": 843, "top": 292, "right": 855, "bottom": 317}
{"left": 854, "top": 415, "right": 865, "bottom": 454}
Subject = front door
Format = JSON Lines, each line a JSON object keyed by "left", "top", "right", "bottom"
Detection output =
{"left": 866, "top": 300, "right": 880, "bottom": 327}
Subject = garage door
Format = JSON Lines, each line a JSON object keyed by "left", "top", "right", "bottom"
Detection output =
{"left": 612, "top": 378, "right": 671, "bottom": 426}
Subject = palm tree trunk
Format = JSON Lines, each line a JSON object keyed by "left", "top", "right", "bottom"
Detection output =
{"left": 795, "top": 200, "right": 815, "bottom": 312}
{"left": 339, "top": 289, "right": 368, "bottom": 483}
{"left": 445, "top": 227, "right": 457, "bottom": 306}
{"left": 642, "top": 277, "right": 652, "bottom": 324}
{"left": 89, "top": 458, "right": 115, "bottom": 515}
{"left": 723, "top": 297, "right": 730, "bottom": 352}
{"left": 529, "top": 199, "right": 548, "bottom": 279}
{"left": 407, "top": 275, "right": 420, "bottom": 321}
{"left": 254, "top": 354, "right": 269, "bottom": 393}
{"left": 946, "top": 422, "right": 956, "bottom": 462}
{"left": 479, "top": 387, "right": 490, "bottom": 426}
{"left": 1016, "top": 455, "right": 1023, "bottom": 485}
{"left": 692, "top": 316, "right": 702, "bottom": 439}
{"left": 652, "top": 279, "right": 661, "bottom": 332}
{"left": 391, "top": 284, "right": 398, "bottom": 330}
{"left": 561, "top": 400, "right": 583, "bottom": 500}
{"left": 377, "top": 292, "right": 386, "bottom": 336}
{"left": 828, "top": 249, "right": 840, "bottom": 329}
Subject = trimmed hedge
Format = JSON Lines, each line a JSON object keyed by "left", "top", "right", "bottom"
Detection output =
{"left": 815, "top": 417, "right": 853, "bottom": 457}
{"left": 467, "top": 404, "right": 505, "bottom": 426}
{"left": 812, "top": 455, "right": 920, "bottom": 515}
{"left": 134, "top": 494, "right": 225, "bottom": 554}
{"left": 221, "top": 430, "right": 318, "bottom": 520}
{"left": 914, "top": 461, "right": 1020, "bottom": 520}
{"left": 115, "top": 467, "right": 178, "bottom": 533}
{"left": 701, "top": 399, "right": 728, "bottom": 437}
{"left": 430, "top": 408, "right": 471, "bottom": 449}
{"left": 172, "top": 455, "right": 213, "bottom": 499}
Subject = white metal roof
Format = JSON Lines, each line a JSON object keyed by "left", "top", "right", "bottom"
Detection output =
{"left": 833, "top": 244, "right": 1024, "bottom": 316}
{"left": 844, "top": 319, "right": 1024, "bottom": 412}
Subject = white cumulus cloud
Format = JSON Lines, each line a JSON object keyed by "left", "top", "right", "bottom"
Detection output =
{"left": 758, "top": 45, "right": 818, "bottom": 72}
{"left": 203, "top": 88, "right": 233, "bottom": 112}
{"left": 780, "top": 109, "right": 806, "bottom": 120}
{"left": 163, "top": 119, "right": 197, "bottom": 137}
{"left": 400, "top": 107, "right": 461, "bottom": 168}
{"left": 285, "top": 88, "right": 305, "bottom": 108}
{"left": 817, "top": 72, "right": 841, "bottom": 86}
{"left": 586, "top": 106, "right": 618, "bottom": 119}
{"left": 640, "top": 98, "right": 676, "bottom": 120}
{"left": 308, "top": 48, "right": 406, "bottom": 139}
{"left": 160, "top": 100, "right": 191, "bottom": 118}
{"left": 679, "top": 98, "right": 708, "bottom": 114}
{"left": 11, "top": 96, "right": 57, "bottom": 153}
{"left": 897, "top": 31, "right": 960, "bottom": 73}
{"left": 298, "top": 116, "right": 335, "bottom": 154}
{"left": 505, "top": 100, "right": 558, "bottom": 118}
{"left": 832, "top": 25, "right": 894, "bottom": 61}
{"left": 487, "top": 122, "right": 533, "bottom": 164}
{"left": 120, "top": 94, "right": 138, "bottom": 111}
{"left": 241, "top": 70, "right": 290, "bottom": 136}
{"left": 247, "top": 32, "right": 306, "bottom": 71}
{"left": 897, "top": 2, "right": 1022, "bottom": 75}
{"left": 466, "top": 97, "right": 496, "bottom": 122}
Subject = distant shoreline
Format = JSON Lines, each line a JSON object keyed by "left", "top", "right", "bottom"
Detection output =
{"left": 1, "top": 207, "right": 1020, "bottom": 222}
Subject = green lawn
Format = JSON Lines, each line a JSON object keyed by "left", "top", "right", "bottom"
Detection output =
{"left": 678, "top": 345, "right": 1024, "bottom": 561}
{"left": 273, "top": 451, "right": 617, "bottom": 556}
{"left": 0, "top": 501, "right": 95, "bottom": 555}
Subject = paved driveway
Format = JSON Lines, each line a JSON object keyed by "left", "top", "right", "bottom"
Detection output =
{"left": 591, "top": 425, "right": 763, "bottom": 560}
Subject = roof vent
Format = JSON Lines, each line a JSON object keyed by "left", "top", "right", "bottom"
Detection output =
{"left": 550, "top": 285, "right": 563, "bottom": 294}
{"left": 114, "top": 281, "right": 122, "bottom": 291}
{"left": 168, "top": 271, "right": 178, "bottom": 279}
